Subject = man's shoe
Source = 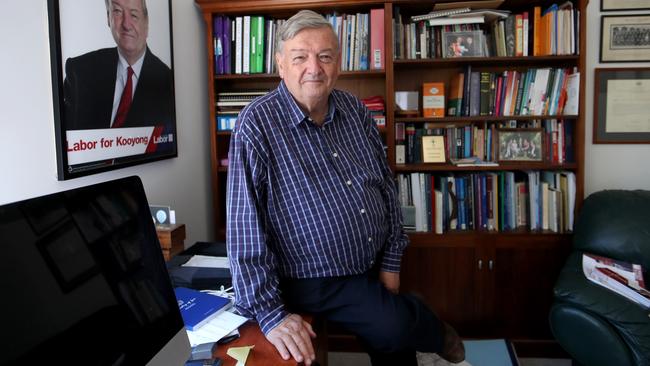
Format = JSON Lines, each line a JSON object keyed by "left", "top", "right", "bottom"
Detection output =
{"left": 439, "top": 322, "right": 465, "bottom": 364}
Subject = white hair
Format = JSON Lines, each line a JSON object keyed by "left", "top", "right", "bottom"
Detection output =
{"left": 276, "top": 10, "right": 338, "bottom": 54}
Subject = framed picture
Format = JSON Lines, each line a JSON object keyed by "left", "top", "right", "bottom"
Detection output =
{"left": 442, "top": 31, "right": 485, "bottom": 58}
{"left": 47, "top": 0, "right": 177, "bottom": 180}
{"left": 600, "top": 15, "right": 650, "bottom": 62}
{"left": 497, "top": 129, "right": 544, "bottom": 162}
{"left": 601, "top": 0, "right": 650, "bottom": 11}
{"left": 593, "top": 68, "right": 650, "bottom": 143}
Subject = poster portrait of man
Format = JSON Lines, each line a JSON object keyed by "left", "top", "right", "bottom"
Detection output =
{"left": 48, "top": 0, "right": 177, "bottom": 180}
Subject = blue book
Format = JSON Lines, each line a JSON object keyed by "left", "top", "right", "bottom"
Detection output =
{"left": 174, "top": 287, "right": 231, "bottom": 331}
{"left": 464, "top": 339, "right": 519, "bottom": 366}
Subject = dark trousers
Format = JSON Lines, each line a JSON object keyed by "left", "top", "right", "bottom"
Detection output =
{"left": 280, "top": 273, "right": 444, "bottom": 366}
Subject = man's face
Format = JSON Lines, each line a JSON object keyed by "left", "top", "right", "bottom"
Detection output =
{"left": 108, "top": 0, "right": 148, "bottom": 62}
{"left": 275, "top": 27, "right": 339, "bottom": 109}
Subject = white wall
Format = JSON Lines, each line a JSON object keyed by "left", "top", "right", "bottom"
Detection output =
{"left": 584, "top": 2, "right": 650, "bottom": 195}
{"left": 0, "top": 1, "right": 214, "bottom": 246}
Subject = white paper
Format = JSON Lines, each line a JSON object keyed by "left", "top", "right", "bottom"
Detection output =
{"left": 186, "top": 310, "right": 248, "bottom": 347}
{"left": 182, "top": 255, "right": 230, "bottom": 269}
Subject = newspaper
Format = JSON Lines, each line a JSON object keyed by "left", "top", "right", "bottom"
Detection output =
{"left": 582, "top": 253, "right": 650, "bottom": 308}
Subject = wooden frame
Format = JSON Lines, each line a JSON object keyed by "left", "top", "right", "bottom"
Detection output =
{"left": 47, "top": 0, "right": 177, "bottom": 180}
{"left": 600, "top": 15, "right": 650, "bottom": 62}
{"left": 601, "top": 0, "right": 650, "bottom": 11}
{"left": 593, "top": 68, "right": 650, "bottom": 143}
{"left": 497, "top": 129, "right": 544, "bottom": 162}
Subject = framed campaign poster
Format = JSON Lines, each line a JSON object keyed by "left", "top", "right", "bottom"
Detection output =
{"left": 47, "top": 0, "right": 177, "bottom": 180}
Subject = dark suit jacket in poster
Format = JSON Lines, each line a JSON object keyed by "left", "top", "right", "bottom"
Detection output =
{"left": 63, "top": 47, "right": 175, "bottom": 131}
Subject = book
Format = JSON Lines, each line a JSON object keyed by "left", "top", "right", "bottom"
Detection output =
{"left": 583, "top": 253, "right": 650, "bottom": 309}
{"left": 428, "top": 16, "right": 484, "bottom": 27}
{"left": 370, "top": 8, "right": 385, "bottom": 70}
{"left": 411, "top": 7, "right": 471, "bottom": 22}
{"left": 174, "top": 287, "right": 232, "bottom": 331}
{"left": 422, "top": 82, "right": 445, "bottom": 117}
{"left": 450, "top": 157, "right": 498, "bottom": 167}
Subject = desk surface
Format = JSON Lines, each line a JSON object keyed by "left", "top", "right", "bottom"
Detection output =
{"left": 215, "top": 315, "right": 326, "bottom": 366}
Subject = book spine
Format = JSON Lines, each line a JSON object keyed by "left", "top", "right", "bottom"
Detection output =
{"left": 370, "top": 8, "right": 384, "bottom": 70}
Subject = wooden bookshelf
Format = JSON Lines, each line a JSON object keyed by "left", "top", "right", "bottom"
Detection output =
{"left": 195, "top": 0, "right": 585, "bottom": 356}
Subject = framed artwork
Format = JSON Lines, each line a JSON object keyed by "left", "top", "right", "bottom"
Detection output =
{"left": 601, "top": 0, "right": 650, "bottom": 11}
{"left": 47, "top": 0, "right": 177, "bottom": 180}
{"left": 600, "top": 15, "right": 650, "bottom": 62}
{"left": 497, "top": 129, "right": 544, "bottom": 162}
{"left": 593, "top": 68, "right": 650, "bottom": 143}
{"left": 442, "top": 31, "right": 485, "bottom": 58}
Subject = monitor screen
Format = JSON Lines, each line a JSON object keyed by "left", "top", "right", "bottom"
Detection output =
{"left": 0, "top": 176, "right": 190, "bottom": 365}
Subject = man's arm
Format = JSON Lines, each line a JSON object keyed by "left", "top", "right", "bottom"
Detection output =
{"left": 227, "top": 116, "right": 316, "bottom": 364}
{"left": 226, "top": 123, "right": 288, "bottom": 334}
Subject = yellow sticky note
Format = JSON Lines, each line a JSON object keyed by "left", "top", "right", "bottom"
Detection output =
{"left": 226, "top": 345, "right": 254, "bottom": 366}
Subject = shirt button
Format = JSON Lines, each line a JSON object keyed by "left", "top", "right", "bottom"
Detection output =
{"left": 360, "top": 208, "right": 366, "bottom": 214}
{"left": 368, "top": 237, "right": 373, "bottom": 242}
{"left": 333, "top": 152, "right": 338, "bottom": 158}
{"left": 346, "top": 180, "right": 352, "bottom": 186}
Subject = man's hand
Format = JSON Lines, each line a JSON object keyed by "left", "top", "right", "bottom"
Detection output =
{"left": 379, "top": 270, "right": 400, "bottom": 294}
{"left": 266, "top": 313, "right": 317, "bottom": 365}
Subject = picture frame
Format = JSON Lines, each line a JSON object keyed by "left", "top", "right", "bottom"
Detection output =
{"left": 601, "top": 0, "right": 650, "bottom": 11}
{"left": 593, "top": 68, "right": 650, "bottom": 144}
{"left": 47, "top": 0, "right": 177, "bottom": 180}
{"left": 600, "top": 15, "right": 650, "bottom": 62}
{"left": 497, "top": 129, "right": 544, "bottom": 162}
{"left": 442, "top": 31, "right": 485, "bottom": 58}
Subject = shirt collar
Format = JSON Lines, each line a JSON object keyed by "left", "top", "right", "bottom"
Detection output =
{"left": 117, "top": 49, "right": 146, "bottom": 80}
{"left": 278, "top": 80, "right": 337, "bottom": 128}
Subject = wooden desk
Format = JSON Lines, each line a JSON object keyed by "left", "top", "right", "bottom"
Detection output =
{"left": 215, "top": 316, "right": 327, "bottom": 366}
{"left": 155, "top": 223, "right": 185, "bottom": 261}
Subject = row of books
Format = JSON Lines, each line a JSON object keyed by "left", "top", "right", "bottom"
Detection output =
{"left": 395, "top": 120, "right": 575, "bottom": 165}
{"left": 326, "top": 9, "right": 385, "bottom": 71}
{"left": 447, "top": 67, "right": 579, "bottom": 118}
{"left": 361, "top": 95, "right": 386, "bottom": 128}
{"left": 213, "top": 15, "right": 281, "bottom": 74}
{"left": 212, "top": 10, "right": 385, "bottom": 75}
{"left": 397, "top": 170, "right": 576, "bottom": 233}
{"left": 216, "top": 90, "right": 268, "bottom": 131}
{"left": 393, "top": 3, "right": 579, "bottom": 60}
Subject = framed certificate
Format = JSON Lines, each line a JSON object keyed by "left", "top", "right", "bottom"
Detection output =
{"left": 594, "top": 68, "right": 650, "bottom": 143}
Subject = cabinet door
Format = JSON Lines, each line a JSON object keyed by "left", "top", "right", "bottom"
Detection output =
{"left": 400, "top": 241, "right": 482, "bottom": 335}
{"left": 489, "top": 236, "right": 571, "bottom": 339}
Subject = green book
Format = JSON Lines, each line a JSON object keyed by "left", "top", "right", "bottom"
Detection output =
{"left": 250, "top": 16, "right": 265, "bottom": 73}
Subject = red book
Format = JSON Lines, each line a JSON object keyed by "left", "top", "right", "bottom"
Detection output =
{"left": 370, "top": 8, "right": 385, "bottom": 70}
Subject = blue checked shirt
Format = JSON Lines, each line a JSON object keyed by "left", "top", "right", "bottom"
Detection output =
{"left": 226, "top": 81, "right": 408, "bottom": 335}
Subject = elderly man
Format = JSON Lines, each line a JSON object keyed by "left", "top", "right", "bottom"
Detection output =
{"left": 227, "top": 10, "right": 465, "bottom": 366}
{"left": 63, "top": 0, "right": 173, "bottom": 131}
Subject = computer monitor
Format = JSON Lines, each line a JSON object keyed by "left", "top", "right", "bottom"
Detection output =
{"left": 0, "top": 176, "right": 191, "bottom": 365}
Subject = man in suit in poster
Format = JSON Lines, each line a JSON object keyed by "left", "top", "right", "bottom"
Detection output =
{"left": 63, "top": 0, "right": 174, "bottom": 131}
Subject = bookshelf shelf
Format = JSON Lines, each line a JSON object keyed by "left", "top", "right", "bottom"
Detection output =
{"left": 394, "top": 162, "right": 577, "bottom": 172}
{"left": 197, "top": 0, "right": 585, "bottom": 354}
{"left": 408, "top": 230, "right": 571, "bottom": 246}
{"left": 395, "top": 115, "right": 579, "bottom": 123}
{"left": 393, "top": 55, "right": 580, "bottom": 67}
{"left": 214, "top": 69, "right": 386, "bottom": 80}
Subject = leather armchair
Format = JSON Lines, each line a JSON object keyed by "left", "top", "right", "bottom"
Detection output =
{"left": 550, "top": 190, "right": 650, "bottom": 366}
